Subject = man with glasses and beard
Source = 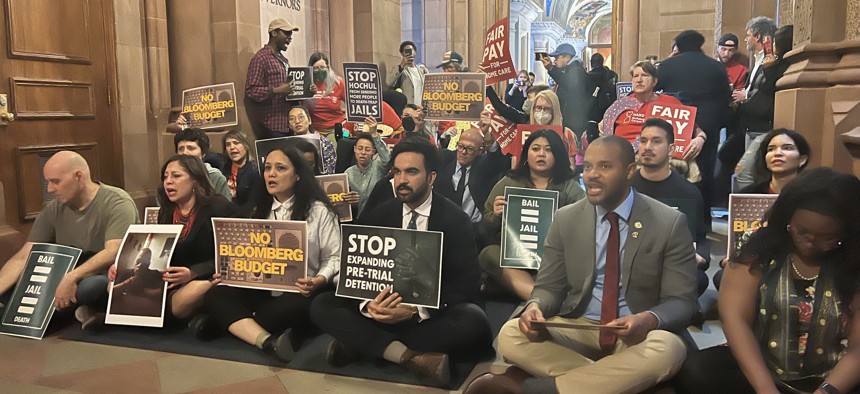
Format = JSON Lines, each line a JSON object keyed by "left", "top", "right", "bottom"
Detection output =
{"left": 311, "top": 138, "right": 491, "bottom": 386}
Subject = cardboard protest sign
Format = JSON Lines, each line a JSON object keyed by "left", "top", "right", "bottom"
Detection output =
{"left": 337, "top": 224, "right": 443, "bottom": 309}
{"left": 105, "top": 225, "right": 182, "bottom": 328}
{"left": 181, "top": 83, "right": 238, "bottom": 129}
{"left": 422, "top": 73, "right": 486, "bottom": 122}
{"left": 727, "top": 194, "right": 777, "bottom": 259}
{"left": 0, "top": 244, "right": 80, "bottom": 339}
{"left": 640, "top": 102, "right": 697, "bottom": 159}
{"left": 479, "top": 17, "right": 517, "bottom": 84}
{"left": 501, "top": 125, "right": 565, "bottom": 162}
{"left": 501, "top": 187, "right": 559, "bottom": 269}
{"left": 287, "top": 66, "right": 314, "bottom": 100}
{"left": 317, "top": 173, "right": 353, "bottom": 222}
{"left": 144, "top": 207, "right": 159, "bottom": 224}
{"left": 343, "top": 63, "right": 383, "bottom": 123}
{"left": 213, "top": 218, "right": 308, "bottom": 293}
{"left": 255, "top": 135, "right": 323, "bottom": 175}
{"left": 616, "top": 82, "right": 633, "bottom": 99}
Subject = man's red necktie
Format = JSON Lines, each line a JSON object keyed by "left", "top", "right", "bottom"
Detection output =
{"left": 600, "top": 212, "right": 620, "bottom": 351}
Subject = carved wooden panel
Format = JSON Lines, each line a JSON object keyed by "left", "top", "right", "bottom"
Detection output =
{"left": 4, "top": 0, "right": 92, "bottom": 64}
{"left": 10, "top": 78, "right": 95, "bottom": 119}
{"left": 15, "top": 143, "right": 99, "bottom": 221}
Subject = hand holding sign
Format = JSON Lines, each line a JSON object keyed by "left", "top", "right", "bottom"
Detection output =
{"left": 518, "top": 303, "right": 547, "bottom": 342}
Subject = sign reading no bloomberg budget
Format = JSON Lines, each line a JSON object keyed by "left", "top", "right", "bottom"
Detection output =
{"left": 181, "top": 83, "right": 238, "bottom": 129}
{"left": 421, "top": 73, "right": 486, "bottom": 122}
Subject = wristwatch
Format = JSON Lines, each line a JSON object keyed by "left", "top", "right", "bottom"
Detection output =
{"left": 819, "top": 382, "right": 841, "bottom": 394}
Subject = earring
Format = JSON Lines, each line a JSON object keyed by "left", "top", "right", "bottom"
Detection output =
{"left": 786, "top": 224, "right": 791, "bottom": 231}
{"left": 838, "top": 241, "right": 843, "bottom": 246}
{"left": 296, "top": 176, "right": 300, "bottom": 181}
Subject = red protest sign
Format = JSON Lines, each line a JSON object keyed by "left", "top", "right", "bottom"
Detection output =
{"left": 641, "top": 102, "right": 697, "bottom": 159}
{"left": 480, "top": 17, "right": 517, "bottom": 84}
{"left": 488, "top": 111, "right": 518, "bottom": 156}
{"left": 495, "top": 124, "right": 565, "bottom": 162}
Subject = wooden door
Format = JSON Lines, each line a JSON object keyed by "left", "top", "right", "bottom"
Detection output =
{"left": 0, "top": 0, "right": 120, "bottom": 233}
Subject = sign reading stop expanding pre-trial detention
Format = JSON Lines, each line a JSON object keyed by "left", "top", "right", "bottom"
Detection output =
{"left": 181, "top": 83, "right": 238, "bottom": 129}
{"left": 343, "top": 63, "right": 383, "bottom": 123}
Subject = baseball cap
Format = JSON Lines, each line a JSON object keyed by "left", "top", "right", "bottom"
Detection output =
{"left": 548, "top": 43, "right": 576, "bottom": 57}
{"left": 268, "top": 18, "right": 299, "bottom": 33}
{"left": 436, "top": 51, "right": 464, "bottom": 68}
{"left": 718, "top": 33, "right": 739, "bottom": 48}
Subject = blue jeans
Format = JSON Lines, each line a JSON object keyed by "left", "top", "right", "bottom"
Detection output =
{"left": 76, "top": 274, "right": 109, "bottom": 308}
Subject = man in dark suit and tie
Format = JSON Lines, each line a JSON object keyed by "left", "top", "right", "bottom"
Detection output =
{"left": 435, "top": 127, "right": 510, "bottom": 249}
{"left": 465, "top": 135, "right": 698, "bottom": 394}
{"left": 310, "top": 138, "right": 492, "bottom": 387}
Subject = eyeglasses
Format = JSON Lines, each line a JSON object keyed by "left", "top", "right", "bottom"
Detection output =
{"left": 534, "top": 105, "right": 553, "bottom": 113}
{"left": 788, "top": 223, "right": 842, "bottom": 250}
{"left": 289, "top": 115, "right": 307, "bottom": 123}
{"left": 355, "top": 147, "right": 374, "bottom": 153}
{"left": 456, "top": 144, "right": 480, "bottom": 154}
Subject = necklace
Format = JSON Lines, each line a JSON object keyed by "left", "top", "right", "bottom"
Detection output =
{"left": 790, "top": 255, "right": 819, "bottom": 281}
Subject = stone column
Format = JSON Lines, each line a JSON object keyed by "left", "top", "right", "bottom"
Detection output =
{"left": 531, "top": 21, "right": 565, "bottom": 84}
{"left": 509, "top": 0, "right": 542, "bottom": 73}
{"left": 775, "top": 0, "right": 859, "bottom": 175}
{"left": 353, "top": 0, "right": 402, "bottom": 83}
{"left": 328, "top": 0, "right": 355, "bottom": 75}
{"left": 614, "top": 0, "right": 638, "bottom": 81}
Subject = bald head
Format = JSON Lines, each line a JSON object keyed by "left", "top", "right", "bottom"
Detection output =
{"left": 44, "top": 151, "right": 93, "bottom": 206}
{"left": 456, "top": 127, "right": 486, "bottom": 167}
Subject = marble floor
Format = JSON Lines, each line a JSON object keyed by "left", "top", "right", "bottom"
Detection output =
{"left": 0, "top": 220, "right": 728, "bottom": 393}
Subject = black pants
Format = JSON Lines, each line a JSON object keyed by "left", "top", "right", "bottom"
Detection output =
{"left": 695, "top": 133, "right": 718, "bottom": 230}
{"left": 201, "top": 285, "right": 315, "bottom": 336}
{"left": 309, "top": 291, "right": 492, "bottom": 360}
{"left": 674, "top": 346, "right": 756, "bottom": 394}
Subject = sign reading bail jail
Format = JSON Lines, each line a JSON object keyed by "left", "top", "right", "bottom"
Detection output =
{"left": 500, "top": 187, "right": 559, "bottom": 269}
{"left": 1, "top": 244, "right": 80, "bottom": 339}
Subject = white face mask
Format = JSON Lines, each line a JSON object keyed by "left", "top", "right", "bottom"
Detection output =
{"left": 534, "top": 111, "right": 553, "bottom": 125}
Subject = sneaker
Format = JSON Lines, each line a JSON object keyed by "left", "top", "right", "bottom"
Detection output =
{"left": 75, "top": 306, "right": 106, "bottom": 330}
{"left": 325, "top": 338, "right": 361, "bottom": 367}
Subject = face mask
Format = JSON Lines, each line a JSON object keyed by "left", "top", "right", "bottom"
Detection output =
{"left": 313, "top": 69, "right": 327, "bottom": 81}
{"left": 401, "top": 116, "right": 416, "bottom": 132}
{"left": 534, "top": 111, "right": 552, "bottom": 125}
{"left": 522, "top": 100, "right": 533, "bottom": 113}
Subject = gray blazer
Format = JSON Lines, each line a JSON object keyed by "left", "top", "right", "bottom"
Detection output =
{"left": 387, "top": 63, "right": 429, "bottom": 105}
{"left": 530, "top": 191, "right": 698, "bottom": 332}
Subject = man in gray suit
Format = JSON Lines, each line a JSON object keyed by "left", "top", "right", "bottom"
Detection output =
{"left": 465, "top": 135, "right": 698, "bottom": 394}
{"left": 387, "top": 41, "right": 429, "bottom": 105}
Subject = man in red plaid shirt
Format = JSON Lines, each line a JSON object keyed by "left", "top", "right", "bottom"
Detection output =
{"left": 245, "top": 18, "right": 299, "bottom": 138}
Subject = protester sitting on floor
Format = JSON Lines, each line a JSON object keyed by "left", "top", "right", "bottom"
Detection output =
{"left": 676, "top": 167, "right": 860, "bottom": 394}
{"left": 196, "top": 146, "right": 340, "bottom": 362}
{"left": 344, "top": 119, "right": 390, "bottom": 217}
{"left": 174, "top": 128, "right": 233, "bottom": 200}
{"left": 713, "top": 129, "right": 810, "bottom": 289}
{"left": 148, "top": 155, "right": 239, "bottom": 319}
{"left": 310, "top": 138, "right": 492, "bottom": 386}
{"left": 479, "top": 129, "right": 585, "bottom": 301}
{"left": 306, "top": 52, "right": 346, "bottom": 146}
{"left": 220, "top": 130, "right": 263, "bottom": 217}
{"left": 289, "top": 106, "right": 336, "bottom": 174}
{"left": 0, "top": 151, "right": 138, "bottom": 328}
{"left": 630, "top": 118, "right": 711, "bottom": 295}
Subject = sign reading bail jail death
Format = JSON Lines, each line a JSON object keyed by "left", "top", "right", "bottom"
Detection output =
{"left": 343, "top": 63, "right": 383, "bottom": 123}
{"left": 501, "top": 187, "right": 559, "bottom": 269}
{"left": 317, "top": 173, "right": 353, "bottom": 222}
{"left": 421, "top": 73, "right": 486, "bottom": 122}
{"left": 181, "top": 83, "right": 238, "bottom": 129}
{"left": 213, "top": 218, "right": 308, "bottom": 293}
{"left": 287, "top": 66, "right": 315, "bottom": 100}
{"left": 0, "top": 244, "right": 80, "bottom": 339}
{"left": 727, "top": 194, "right": 777, "bottom": 260}
{"left": 336, "top": 224, "right": 443, "bottom": 309}
{"left": 479, "top": 17, "right": 517, "bottom": 84}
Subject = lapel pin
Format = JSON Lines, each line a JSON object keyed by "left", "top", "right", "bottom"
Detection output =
{"left": 634, "top": 222, "right": 643, "bottom": 229}
{"left": 631, "top": 231, "right": 639, "bottom": 238}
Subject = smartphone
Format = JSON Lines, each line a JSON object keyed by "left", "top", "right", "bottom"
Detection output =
{"left": 534, "top": 52, "right": 548, "bottom": 61}
{"left": 405, "top": 48, "right": 413, "bottom": 57}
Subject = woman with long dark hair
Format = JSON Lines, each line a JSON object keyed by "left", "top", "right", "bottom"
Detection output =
{"left": 149, "top": 155, "right": 239, "bottom": 318}
{"left": 739, "top": 128, "right": 810, "bottom": 194}
{"left": 220, "top": 130, "right": 262, "bottom": 217}
{"left": 677, "top": 167, "right": 860, "bottom": 394}
{"left": 478, "top": 129, "right": 585, "bottom": 300}
{"left": 199, "top": 146, "right": 341, "bottom": 362}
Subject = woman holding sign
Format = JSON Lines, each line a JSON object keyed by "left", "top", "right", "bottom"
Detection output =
{"left": 109, "top": 155, "right": 240, "bottom": 319}
{"left": 478, "top": 130, "right": 585, "bottom": 301}
{"left": 601, "top": 61, "right": 707, "bottom": 161}
{"left": 676, "top": 168, "right": 860, "bottom": 394}
{"left": 199, "top": 146, "right": 341, "bottom": 362}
